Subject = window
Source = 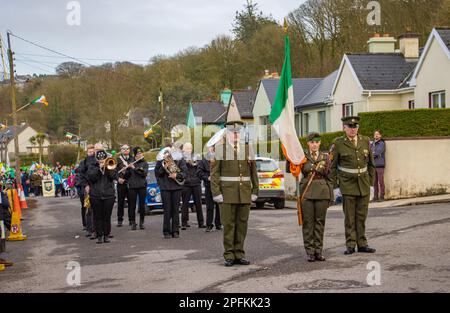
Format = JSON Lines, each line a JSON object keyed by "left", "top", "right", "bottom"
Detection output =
{"left": 343, "top": 103, "right": 354, "bottom": 117}
{"left": 430, "top": 91, "right": 446, "bottom": 108}
{"left": 256, "top": 159, "right": 279, "bottom": 173}
{"left": 304, "top": 113, "right": 310, "bottom": 135}
{"left": 318, "top": 111, "right": 326, "bottom": 133}
{"left": 408, "top": 100, "right": 415, "bottom": 110}
{"left": 295, "top": 113, "right": 302, "bottom": 136}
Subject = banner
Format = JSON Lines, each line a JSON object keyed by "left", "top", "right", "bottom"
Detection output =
{"left": 42, "top": 179, "right": 55, "bottom": 197}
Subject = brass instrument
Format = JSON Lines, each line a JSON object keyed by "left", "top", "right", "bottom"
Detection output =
{"left": 96, "top": 150, "right": 117, "bottom": 174}
{"left": 84, "top": 194, "right": 91, "bottom": 211}
{"left": 162, "top": 149, "right": 185, "bottom": 185}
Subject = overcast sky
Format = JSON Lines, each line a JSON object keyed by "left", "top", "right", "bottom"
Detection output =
{"left": 0, "top": 0, "right": 305, "bottom": 76}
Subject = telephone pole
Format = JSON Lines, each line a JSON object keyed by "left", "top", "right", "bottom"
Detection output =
{"left": 159, "top": 88, "right": 164, "bottom": 147}
{"left": 6, "top": 31, "right": 21, "bottom": 185}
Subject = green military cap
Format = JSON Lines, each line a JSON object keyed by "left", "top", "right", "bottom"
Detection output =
{"left": 225, "top": 119, "right": 244, "bottom": 132}
{"left": 307, "top": 132, "right": 321, "bottom": 142}
{"left": 341, "top": 116, "right": 360, "bottom": 127}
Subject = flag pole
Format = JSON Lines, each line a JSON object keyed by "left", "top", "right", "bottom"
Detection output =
{"left": 9, "top": 102, "right": 31, "bottom": 116}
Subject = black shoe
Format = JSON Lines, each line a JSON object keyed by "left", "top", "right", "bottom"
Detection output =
{"left": 358, "top": 246, "right": 376, "bottom": 253}
{"left": 205, "top": 226, "right": 213, "bottom": 232}
{"left": 186, "top": 224, "right": 191, "bottom": 228}
{"left": 344, "top": 247, "right": 356, "bottom": 255}
{"left": 108, "top": 235, "right": 114, "bottom": 238}
{"left": 199, "top": 224, "right": 206, "bottom": 229}
{"left": 103, "top": 236, "right": 110, "bottom": 243}
{"left": 173, "top": 233, "right": 179, "bottom": 238}
{"left": 234, "top": 258, "right": 251, "bottom": 265}
{"left": 131, "top": 223, "right": 137, "bottom": 231}
{"left": 90, "top": 232, "right": 96, "bottom": 240}
{"left": 181, "top": 225, "right": 187, "bottom": 230}
{"left": 117, "top": 221, "right": 123, "bottom": 227}
{"left": 85, "top": 231, "right": 92, "bottom": 237}
{"left": 129, "top": 221, "right": 133, "bottom": 226}
{"left": 215, "top": 225, "right": 223, "bottom": 230}
{"left": 96, "top": 237, "right": 103, "bottom": 244}
{"left": 315, "top": 253, "right": 326, "bottom": 262}
{"left": 307, "top": 254, "right": 316, "bottom": 262}
{"left": 139, "top": 217, "right": 145, "bottom": 230}
{"left": 224, "top": 259, "right": 234, "bottom": 267}
{"left": 164, "top": 234, "right": 171, "bottom": 239}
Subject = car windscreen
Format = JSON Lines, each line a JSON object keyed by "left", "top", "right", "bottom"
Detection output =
{"left": 147, "top": 169, "right": 156, "bottom": 184}
{"left": 256, "top": 160, "right": 279, "bottom": 173}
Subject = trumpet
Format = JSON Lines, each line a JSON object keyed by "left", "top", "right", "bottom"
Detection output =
{"left": 100, "top": 157, "right": 117, "bottom": 174}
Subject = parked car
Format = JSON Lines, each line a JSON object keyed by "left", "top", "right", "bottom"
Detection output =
{"left": 145, "top": 162, "right": 163, "bottom": 214}
{"left": 144, "top": 162, "right": 194, "bottom": 214}
{"left": 254, "top": 157, "right": 285, "bottom": 210}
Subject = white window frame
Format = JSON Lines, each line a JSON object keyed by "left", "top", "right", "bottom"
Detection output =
{"left": 343, "top": 103, "right": 354, "bottom": 117}
{"left": 430, "top": 91, "right": 446, "bottom": 109}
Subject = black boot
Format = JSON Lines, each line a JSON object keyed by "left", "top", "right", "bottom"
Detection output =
{"left": 139, "top": 217, "right": 145, "bottom": 230}
{"left": 103, "top": 235, "right": 110, "bottom": 243}
{"left": 96, "top": 236, "right": 103, "bottom": 244}
{"left": 131, "top": 221, "right": 137, "bottom": 230}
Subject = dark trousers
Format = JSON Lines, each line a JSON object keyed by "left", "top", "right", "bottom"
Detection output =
{"left": 91, "top": 197, "right": 115, "bottom": 237}
{"left": 117, "top": 183, "right": 129, "bottom": 222}
{"left": 55, "top": 184, "right": 62, "bottom": 197}
{"left": 205, "top": 184, "right": 221, "bottom": 228}
{"left": 79, "top": 193, "right": 86, "bottom": 228}
{"left": 162, "top": 190, "right": 181, "bottom": 236}
{"left": 343, "top": 195, "right": 370, "bottom": 249}
{"left": 181, "top": 185, "right": 204, "bottom": 226}
{"left": 374, "top": 168, "right": 385, "bottom": 199}
{"left": 301, "top": 199, "right": 329, "bottom": 255}
{"left": 34, "top": 186, "right": 42, "bottom": 196}
{"left": 128, "top": 187, "right": 147, "bottom": 223}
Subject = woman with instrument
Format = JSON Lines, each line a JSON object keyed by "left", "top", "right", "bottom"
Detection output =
{"left": 126, "top": 147, "right": 148, "bottom": 230}
{"left": 299, "top": 133, "right": 334, "bottom": 262}
{"left": 181, "top": 143, "right": 205, "bottom": 230}
{"left": 155, "top": 144, "right": 187, "bottom": 239}
{"left": 86, "top": 143, "right": 118, "bottom": 244}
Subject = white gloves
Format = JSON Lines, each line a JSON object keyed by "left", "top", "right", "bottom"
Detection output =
{"left": 213, "top": 194, "right": 224, "bottom": 203}
{"left": 251, "top": 194, "right": 258, "bottom": 202}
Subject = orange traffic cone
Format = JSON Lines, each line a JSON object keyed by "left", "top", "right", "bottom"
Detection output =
{"left": 18, "top": 185, "right": 28, "bottom": 210}
{"left": 6, "top": 189, "right": 27, "bottom": 241}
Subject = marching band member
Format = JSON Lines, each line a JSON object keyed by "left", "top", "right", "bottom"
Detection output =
{"left": 181, "top": 143, "right": 205, "bottom": 230}
{"left": 155, "top": 143, "right": 187, "bottom": 239}
{"left": 86, "top": 143, "right": 117, "bottom": 244}
{"left": 126, "top": 147, "right": 149, "bottom": 230}
{"left": 116, "top": 144, "right": 133, "bottom": 227}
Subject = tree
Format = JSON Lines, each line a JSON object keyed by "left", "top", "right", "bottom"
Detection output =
{"left": 29, "top": 132, "right": 47, "bottom": 164}
{"left": 232, "top": 0, "right": 276, "bottom": 43}
{"left": 56, "top": 62, "right": 85, "bottom": 77}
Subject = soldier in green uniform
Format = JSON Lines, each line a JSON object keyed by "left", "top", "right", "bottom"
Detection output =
{"left": 330, "top": 116, "right": 376, "bottom": 255}
{"left": 211, "top": 119, "right": 259, "bottom": 267}
{"left": 299, "top": 133, "right": 334, "bottom": 262}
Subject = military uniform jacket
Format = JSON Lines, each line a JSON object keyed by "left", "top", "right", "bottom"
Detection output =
{"left": 299, "top": 151, "right": 333, "bottom": 201}
{"left": 211, "top": 141, "right": 259, "bottom": 204}
{"left": 330, "top": 135, "right": 376, "bottom": 197}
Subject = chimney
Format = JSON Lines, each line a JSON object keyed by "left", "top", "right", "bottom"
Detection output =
{"left": 398, "top": 32, "right": 420, "bottom": 60}
{"left": 368, "top": 33, "right": 397, "bottom": 53}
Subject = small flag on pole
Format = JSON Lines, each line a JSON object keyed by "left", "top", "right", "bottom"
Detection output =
{"left": 31, "top": 95, "right": 49, "bottom": 106}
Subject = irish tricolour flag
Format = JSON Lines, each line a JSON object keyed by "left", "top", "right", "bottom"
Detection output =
{"left": 269, "top": 35, "right": 304, "bottom": 165}
{"left": 31, "top": 95, "right": 48, "bottom": 106}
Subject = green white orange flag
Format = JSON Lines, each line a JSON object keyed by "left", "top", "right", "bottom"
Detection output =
{"left": 269, "top": 35, "right": 304, "bottom": 166}
{"left": 31, "top": 95, "right": 48, "bottom": 106}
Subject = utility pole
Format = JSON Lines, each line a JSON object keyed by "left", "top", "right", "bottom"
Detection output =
{"left": 159, "top": 88, "right": 164, "bottom": 147}
{"left": 76, "top": 123, "right": 81, "bottom": 164}
{"left": 6, "top": 31, "right": 20, "bottom": 186}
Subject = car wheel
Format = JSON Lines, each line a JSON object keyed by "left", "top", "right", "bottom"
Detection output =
{"left": 274, "top": 199, "right": 285, "bottom": 210}
{"left": 255, "top": 201, "right": 265, "bottom": 210}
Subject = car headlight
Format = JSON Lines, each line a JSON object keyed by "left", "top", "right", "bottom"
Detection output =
{"left": 149, "top": 188, "right": 157, "bottom": 197}
{"left": 155, "top": 194, "right": 162, "bottom": 202}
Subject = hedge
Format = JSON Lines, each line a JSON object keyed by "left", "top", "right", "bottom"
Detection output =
{"left": 359, "top": 109, "right": 450, "bottom": 138}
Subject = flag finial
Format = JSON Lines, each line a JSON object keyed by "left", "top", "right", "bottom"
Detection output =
{"left": 283, "top": 18, "right": 288, "bottom": 34}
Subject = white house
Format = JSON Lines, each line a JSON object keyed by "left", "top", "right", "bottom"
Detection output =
{"left": 0, "top": 124, "right": 50, "bottom": 162}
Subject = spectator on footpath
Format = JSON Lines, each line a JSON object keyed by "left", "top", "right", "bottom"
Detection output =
{"left": 20, "top": 168, "right": 30, "bottom": 197}
{"left": 53, "top": 169, "right": 63, "bottom": 197}
{"left": 371, "top": 130, "right": 386, "bottom": 202}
